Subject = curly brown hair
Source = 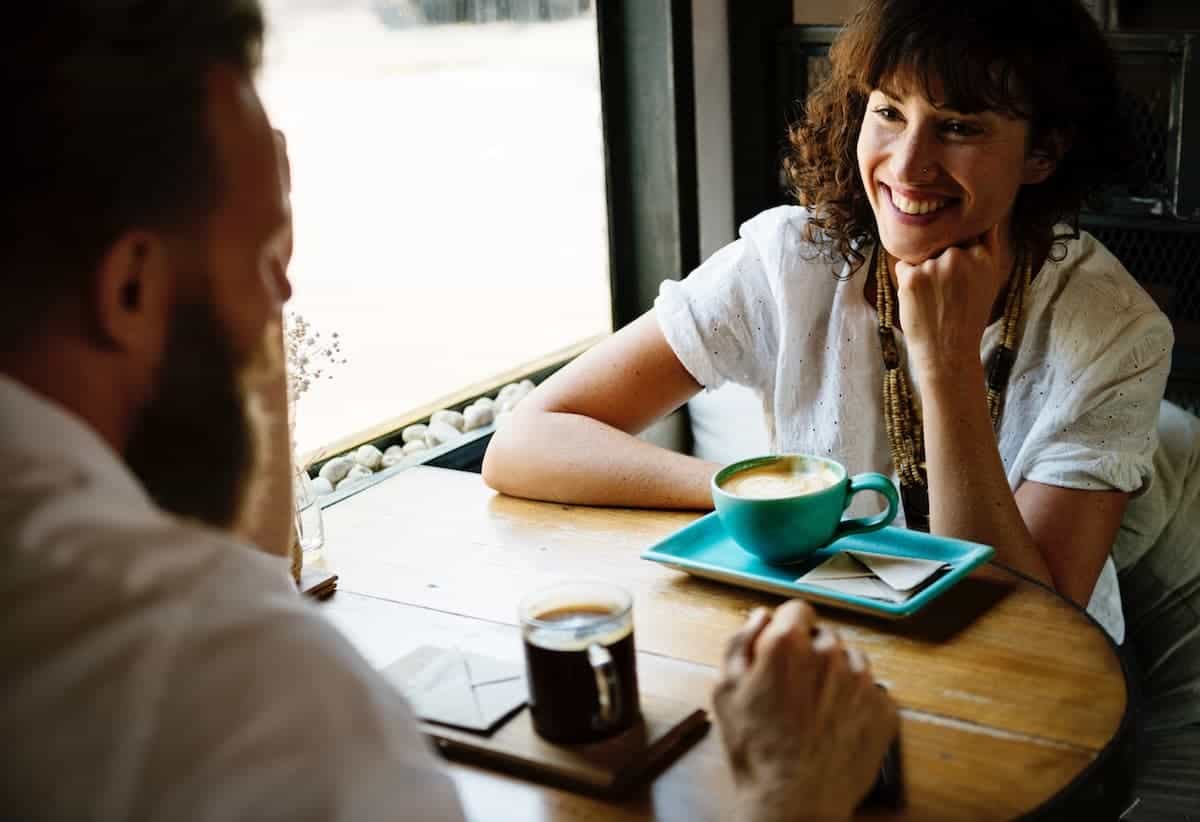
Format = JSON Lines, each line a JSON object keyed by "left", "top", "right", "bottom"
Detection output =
{"left": 785, "top": 0, "right": 1128, "bottom": 271}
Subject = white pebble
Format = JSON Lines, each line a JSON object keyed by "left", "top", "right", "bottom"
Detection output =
{"left": 311, "top": 477, "right": 335, "bottom": 496}
{"left": 381, "top": 445, "right": 405, "bottom": 469}
{"left": 403, "top": 440, "right": 429, "bottom": 455}
{"left": 402, "top": 424, "right": 428, "bottom": 444}
{"left": 497, "top": 383, "right": 532, "bottom": 412}
{"left": 463, "top": 403, "right": 494, "bottom": 431}
{"left": 337, "top": 465, "right": 374, "bottom": 490}
{"left": 424, "top": 420, "right": 462, "bottom": 448}
{"left": 348, "top": 464, "right": 374, "bottom": 481}
{"left": 498, "top": 397, "right": 520, "bottom": 414}
{"left": 318, "top": 456, "right": 355, "bottom": 485}
{"left": 354, "top": 444, "right": 383, "bottom": 471}
{"left": 494, "top": 410, "right": 513, "bottom": 430}
{"left": 519, "top": 379, "right": 535, "bottom": 393}
{"left": 430, "top": 409, "right": 465, "bottom": 432}
{"left": 472, "top": 396, "right": 495, "bottom": 412}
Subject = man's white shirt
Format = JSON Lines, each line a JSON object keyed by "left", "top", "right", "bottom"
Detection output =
{"left": 0, "top": 375, "right": 465, "bottom": 822}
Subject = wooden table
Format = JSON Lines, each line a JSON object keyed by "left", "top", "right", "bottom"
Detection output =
{"left": 314, "top": 466, "right": 1130, "bottom": 820}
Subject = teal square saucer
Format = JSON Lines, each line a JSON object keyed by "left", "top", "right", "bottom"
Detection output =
{"left": 641, "top": 512, "right": 994, "bottom": 619}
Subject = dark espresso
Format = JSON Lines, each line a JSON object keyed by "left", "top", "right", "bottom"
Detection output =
{"left": 523, "top": 605, "right": 640, "bottom": 744}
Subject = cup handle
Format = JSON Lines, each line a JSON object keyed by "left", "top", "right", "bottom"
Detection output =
{"left": 587, "top": 642, "right": 622, "bottom": 730}
{"left": 833, "top": 473, "right": 900, "bottom": 540}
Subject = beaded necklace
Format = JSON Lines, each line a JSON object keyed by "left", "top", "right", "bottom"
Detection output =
{"left": 875, "top": 246, "right": 1032, "bottom": 532}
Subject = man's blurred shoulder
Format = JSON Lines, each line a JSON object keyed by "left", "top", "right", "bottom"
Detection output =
{"left": 0, "top": 437, "right": 464, "bottom": 822}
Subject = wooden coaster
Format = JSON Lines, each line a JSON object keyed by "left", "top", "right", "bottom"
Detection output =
{"left": 423, "top": 692, "right": 709, "bottom": 798}
{"left": 299, "top": 566, "right": 339, "bottom": 600}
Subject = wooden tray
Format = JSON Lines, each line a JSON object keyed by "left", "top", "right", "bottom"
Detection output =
{"left": 299, "top": 566, "right": 338, "bottom": 600}
{"left": 422, "top": 692, "right": 709, "bottom": 798}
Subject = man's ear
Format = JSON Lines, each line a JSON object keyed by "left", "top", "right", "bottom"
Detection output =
{"left": 1023, "top": 129, "right": 1072, "bottom": 185}
{"left": 90, "top": 231, "right": 173, "bottom": 354}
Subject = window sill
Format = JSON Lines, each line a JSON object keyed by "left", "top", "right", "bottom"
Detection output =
{"left": 305, "top": 334, "right": 605, "bottom": 507}
{"left": 317, "top": 424, "right": 495, "bottom": 510}
{"left": 300, "top": 334, "right": 601, "bottom": 470}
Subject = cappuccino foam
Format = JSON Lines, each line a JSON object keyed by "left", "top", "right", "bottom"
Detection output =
{"left": 721, "top": 462, "right": 839, "bottom": 499}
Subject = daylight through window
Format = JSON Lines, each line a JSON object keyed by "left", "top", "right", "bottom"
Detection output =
{"left": 260, "top": 0, "right": 612, "bottom": 454}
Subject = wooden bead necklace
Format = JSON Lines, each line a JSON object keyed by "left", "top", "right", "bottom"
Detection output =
{"left": 875, "top": 245, "right": 1031, "bottom": 532}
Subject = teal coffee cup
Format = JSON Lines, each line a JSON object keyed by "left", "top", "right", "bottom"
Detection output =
{"left": 712, "top": 454, "right": 900, "bottom": 565}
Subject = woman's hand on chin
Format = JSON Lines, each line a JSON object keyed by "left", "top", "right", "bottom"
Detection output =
{"left": 895, "top": 223, "right": 1009, "bottom": 384}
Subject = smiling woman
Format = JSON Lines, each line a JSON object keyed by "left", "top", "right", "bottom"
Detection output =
{"left": 857, "top": 89, "right": 1051, "bottom": 269}
{"left": 785, "top": 0, "right": 1125, "bottom": 274}
{"left": 477, "top": 8, "right": 1195, "bottom": 817}
{"left": 483, "top": 0, "right": 1168, "bottom": 635}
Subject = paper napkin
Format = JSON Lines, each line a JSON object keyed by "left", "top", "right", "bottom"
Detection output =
{"left": 797, "top": 550, "right": 949, "bottom": 603}
{"left": 384, "top": 645, "right": 528, "bottom": 734}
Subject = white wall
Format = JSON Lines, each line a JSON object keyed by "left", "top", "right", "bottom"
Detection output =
{"left": 691, "top": 0, "right": 736, "bottom": 261}
{"left": 637, "top": 1, "right": 737, "bottom": 455}
{"left": 686, "top": 1, "right": 771, "bottom": 462}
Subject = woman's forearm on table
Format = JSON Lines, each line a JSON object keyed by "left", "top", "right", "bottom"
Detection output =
{"left": 482, "top": 409, "right": 720, "bottom": 510}
{"left": 920, "top": 364, "right": 1054, "bottom": 587}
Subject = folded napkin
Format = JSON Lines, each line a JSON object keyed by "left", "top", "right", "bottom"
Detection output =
{"left": 797, "top": 550, "right": 949, "bottom": 603}
{"left": 384, "top": 645, "right": 528, "bottom": 734}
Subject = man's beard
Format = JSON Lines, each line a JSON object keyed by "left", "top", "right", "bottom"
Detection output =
{"left": 125, "top": 300, "right": 261, "bottom": 530}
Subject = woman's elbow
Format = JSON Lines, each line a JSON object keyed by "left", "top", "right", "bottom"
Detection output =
{"left": 481, "top": 413, "right": 535, "bottom": 495}
{"left": 481, "top": 433, "right": 513, "bottom": 494}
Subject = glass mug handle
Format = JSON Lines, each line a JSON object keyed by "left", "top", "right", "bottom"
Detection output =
{"left": 587, "top": 642, "right": 622, "bottom": 730}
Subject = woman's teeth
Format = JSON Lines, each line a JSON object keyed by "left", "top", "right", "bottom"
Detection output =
{"left": 890, "top": 189, "right": 948, "bottom": 215}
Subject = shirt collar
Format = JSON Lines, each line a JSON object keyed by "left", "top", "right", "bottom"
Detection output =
{"left": 0, "top": 373, "right": 154, "bottom": 509}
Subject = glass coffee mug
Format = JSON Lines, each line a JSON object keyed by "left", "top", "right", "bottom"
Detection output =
{"left": 519, "top": 582, "right": 640, "bottom": 744}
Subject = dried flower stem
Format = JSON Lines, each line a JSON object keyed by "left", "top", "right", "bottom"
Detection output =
{"left": 284, "top": 310, "right": 347, "bottom": 466}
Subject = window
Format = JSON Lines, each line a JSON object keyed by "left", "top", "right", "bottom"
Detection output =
{"left": 260, "top": 0, "right": 611, "bottom": 455}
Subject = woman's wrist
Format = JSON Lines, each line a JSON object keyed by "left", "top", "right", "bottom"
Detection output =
{"left": 911, "top": 354, "right": 986, "bottom": 395}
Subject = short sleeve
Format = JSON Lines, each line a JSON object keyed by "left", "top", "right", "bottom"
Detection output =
{"left": 654, "top": 209, "right": 787, "bottom": 393}
{"left": 1022, "top": 303, "right": 1174, "bottom": 496}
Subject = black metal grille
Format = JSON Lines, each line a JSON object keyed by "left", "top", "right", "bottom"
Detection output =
{"left": 1084, "top": 225, "right": 1200, "bottom": 320}
{"left": 1111, "top": 61, "right": 1175, "bottom": 200}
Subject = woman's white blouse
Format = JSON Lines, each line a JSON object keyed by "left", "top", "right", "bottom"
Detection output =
{"left": 657, "top": 206, "right": 1174, "bottom": 641}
